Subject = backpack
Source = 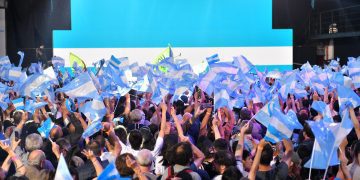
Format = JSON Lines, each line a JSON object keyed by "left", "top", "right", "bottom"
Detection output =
{"left": 165, "top": 166, "right": 193, "bottom": 180}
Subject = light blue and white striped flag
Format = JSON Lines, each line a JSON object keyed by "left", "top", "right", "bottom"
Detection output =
{"left": 12, "top": 98, "right": 25, "bottom": 110}
{"left": 214, "top": 86, "right": 230, "bottom": 110}
{"left": 19, "top": 74, "right": 52, "bottom": 98}
{"left": 0, "top": 56, "right": 11, "bottom": 66}
{"left": 348, "top": 59, "right": 360, "bottom": 88}
{"left": 82, "top": 121, "right": 103, "bottom": 139}
{"left": 252, "top": 96, "right": 280, "bottom": 127}
{"left": 79, "top": 95, "right": 107, "bottom": 122}
{"left": 264, "top": 109, "right": 301, "bottom": 143}
{"left": 8, "top": 67, "right": 22, "bottom": 82}
{"left": 337, "top": 85, "right": 360, "bottom": 111}
{"left": 304, "top": 120, "right": 339, "bottom": 169}
{"left": 51, "top": 56, "right": 65, "bottom": 67}
{"left": 233, "top": 55, "right": 254, "bottom": 74}
{"left": 54, "top": 154, "right": 72, "bottom": 180}
{"left": 98, "top": 163, "right": 123, "bottom": 180}
{"left": 206, "top": 54, "right": 220, "bottom": 65}
{"left": 37, "top": 118, "right": 55, "bottom": 138}
{"left": 56, "top": 72, "right": 98, "bottom": 101}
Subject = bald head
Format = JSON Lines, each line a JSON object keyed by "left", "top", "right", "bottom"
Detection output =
{"left": 28, "top": 150, "right": 46, "bottom": 167}
{"left": 137, "top": 149, "right": 153, "bottom": 167}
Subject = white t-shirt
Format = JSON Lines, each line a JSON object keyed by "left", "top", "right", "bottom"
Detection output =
{"left": 155, "top": 155, "right": 165, "bottom": 175}
{"left": 119, "top": 136, "right": 164, "bottom": 157}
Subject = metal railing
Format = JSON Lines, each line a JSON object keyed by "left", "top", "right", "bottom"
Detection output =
{"left": 308, "top": 5, "right": 360, "bottom": 39}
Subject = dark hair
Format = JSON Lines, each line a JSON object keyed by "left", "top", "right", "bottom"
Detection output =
{"left": 213, "top": 138, "right": 230, "bottom": 152}
{"left": 56, "top": 138, "right": 71, "bottom": 152}
{"left": 222, "top": 166, "right": 243, "bottom": 180}
{"left": 128, "top": 130, "right": 143, "bottom": 150}
{"left": 197, "top": 136, "right": 214, "bottom": 158}
{"left": 214, "top": 150, "right": 236, "bottom": 168}
{"left": 115, "top": 153, "right": 135, "bottom": 177}
{"left": 240, "top": 108, "right": 252, "bottom": 120}
{"left": 140, "top": 127, "right": 155, "bottom": 150}
{"left": 94, "top": 134, "right": 106, "bottom": 149}
{"left": 260, "top": 144, "right": 273, "bottom": 166}
{"left": 302, "top": 99, "right": 310, "bottom": 108}
{"left": 303, "top": 123, "right": 314, "bottom": 139}
{"left": 168, "top": 142, "right": 193, "bottom": 166}
{"left": 115, "top": 126, "right": 127, "bottom": 144}
{"left": 243, "top": 149, "right": 251, "bottom": 161}
{"left": 309, "top": 108, "right": 318, "bottom": 118}
{"left": 86, "top": 140, "right": 102, "bottom": 156}
{"left": 333, "top": 100, "right": 339, "bottom": 113}
{"left": 161, "top": 134, "right": 179, "bottom": 156}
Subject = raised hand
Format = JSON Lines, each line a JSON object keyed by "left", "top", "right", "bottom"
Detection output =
{"left": 82, "top": 149, "right": 96, "bottom": 161}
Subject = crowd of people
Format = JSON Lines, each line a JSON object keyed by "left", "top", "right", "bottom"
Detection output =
{"left": 0, "top": 54, "right": 359, "bottom": 180}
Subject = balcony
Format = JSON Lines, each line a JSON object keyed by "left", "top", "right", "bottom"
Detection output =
{"left": 308, "top": 5, "right": 360, "bottom": 39}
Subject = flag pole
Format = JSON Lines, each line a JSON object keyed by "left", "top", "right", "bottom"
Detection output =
{"left": 308, "top": 139, "right": 316, "bottom": 180}
{"left": 322, "top": 144, "right": 335, "bottom": 180}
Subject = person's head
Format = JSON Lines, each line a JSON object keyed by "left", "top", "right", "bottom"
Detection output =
{"left": 309, "top": 108, "right": 318, "bottom": 119}
{"left": 221, "top": 166, "right": 243, "bottom": 180}
{"left": 213, "top": 150, "right": 236, "bottom": 174}
{"left": 240, "top": 108, "right": 252, "bottom": 120}
{"left": 56, "top": 138, "right": 71, "bottom": 157}
{"left": 168, "top": 142, "right": 193, "bottom": 166}
{"left": 115, "top": 125, "right": 127, "bottom": 144}
{"left": 297, "top": 109, "right": 309, "bottom": 125}
{"left": 242, "top": 150, "right": 253, "bottom": 171}
{"left": 213, "top": 138, "right": 230, "bottom": 152}
{"left": 302, "top": 123, "right": 314, "bottom": 140}
{"left": 50, "top": 125, "right": 63, "bottom": 141}
{"left": 28, "top": 150, "right": 46, "bottom": 169}
{"left": 129, "top": 109, "right": 144, "bottom": 123}
{"left": 25, "top": 133, "right": 43, "bottom": 152}
{"left": 260, "top": 144, "right": 273, "bottom": 166}
{"left": 140, "top": 127, "right": 155, "bottom": 150}
{"left": 13, "top": 110, "right": 27, "bottom": 125}
{"left": 137, "top": 149, "right": 153, "bottom": 168}
{"left": 128, "top": 130, "right": 143, "bottom": 150}
{"left": 86, "top": 140, "right": 102, "bottom": 157}
{"left": 161, "top": 134, "right": 179, "bottom": 157}
{"left": 197, "top": 136, "right": 214, "bottom": 159}
{"left": 115, "top": 153, "right": 136, "bottom": 177}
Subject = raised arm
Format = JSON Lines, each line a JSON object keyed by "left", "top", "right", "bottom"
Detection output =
{"left": 235, "top": 123, "right": 250, "bottom": 160}
{"left": 212, "top": 116, "right": 222, "bottom": 140}
{"left": 200, "top": 107, "right": 212, "bottom": 136}
{"left": 0, "top": 141, "right": 26, "bottom": 176}
{"left": 337, "top": 138, "right": 351, "bottom": 180}
{"left": 171, "top": 107, "right": 184, "bottom": 137}
{"left": 104, "top": 122, "right": 122, "bottom": 157}
{"left": 82, "top": 149, "right": 103, "bottom": 177}
{"left": 180, "top": 136, "right": 205, "bottom": 168}
{"left": 158, "top": 103, "right": 167, "bottom": 138}
{"left": 249, "top": 139, "right": 267, "bottom": 180}
{"left": 123, "top": 93, "right": 131, "bottom": 116}
{"left": 281, "top": 139, "right": 294, "bottom": 167}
